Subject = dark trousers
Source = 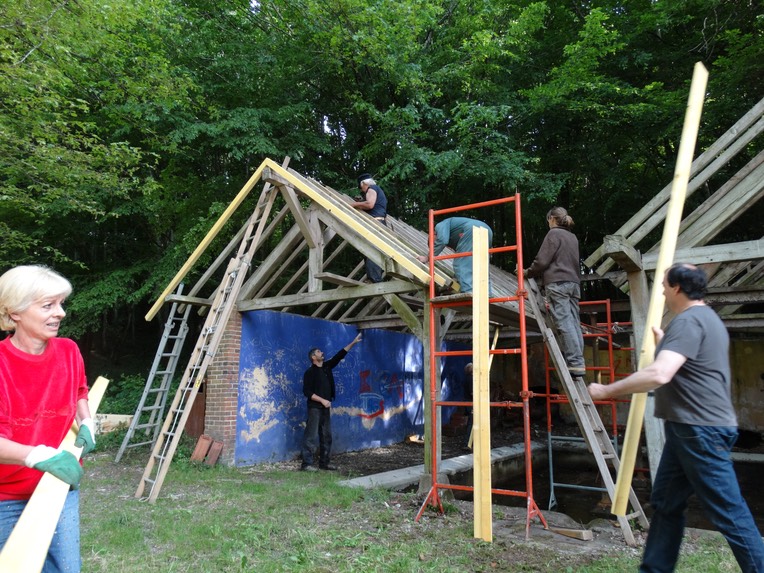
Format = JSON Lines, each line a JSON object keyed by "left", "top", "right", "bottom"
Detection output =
{"left": 640, "top": 421, "right": 764, "bottom": 573}
{"left": 365, "top": 218, "right": 386, "bottom": 283}
{"left": 302, "top": 407, "right": 332, "bottom": 468}
{"left": 365, "top": 259, "right": 384, "bottom": 283}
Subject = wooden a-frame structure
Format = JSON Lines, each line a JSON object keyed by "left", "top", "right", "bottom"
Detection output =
{"left": 145, "top": 157, "right": 526, "bottom": 476}
{"left": 588, "top": 95, "right": 764, "bottom": 333}
{"left": 148, "top": 158, "right": 525, "bottom": 336}
{"left": 141, "top": 158, "right": 649, "bottom": 541}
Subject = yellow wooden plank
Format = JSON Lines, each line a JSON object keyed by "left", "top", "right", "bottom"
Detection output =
{"left": 472, "top": 227, "right": 492, "bottom": 542}
{"left": 0, "top": 376, "right": 110, "bottom": 573}
{"left": 613, "top": 62, "right": 708, "bottom": 516}
{"left": 144, "top": 162, "right": 268, "bottom": 321}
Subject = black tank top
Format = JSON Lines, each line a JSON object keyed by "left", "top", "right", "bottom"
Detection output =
{"left": 365, "top": 184, "right": 387, "bottom": 218}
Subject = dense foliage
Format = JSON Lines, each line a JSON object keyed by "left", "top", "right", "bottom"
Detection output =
{"left": 1, "top": 0, "right": 761, "bottom": 367}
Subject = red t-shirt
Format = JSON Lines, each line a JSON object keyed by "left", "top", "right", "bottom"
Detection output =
{"left": 0, "top": 337, "right": 89, "bottom": 500}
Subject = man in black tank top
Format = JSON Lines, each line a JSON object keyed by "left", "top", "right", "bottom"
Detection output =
{"left": 351, "top": 173, "right": 388, "bottom": 282}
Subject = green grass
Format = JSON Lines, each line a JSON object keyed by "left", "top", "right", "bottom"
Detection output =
{"left": 80, "top": 440, "right": 739, "bottom": 572}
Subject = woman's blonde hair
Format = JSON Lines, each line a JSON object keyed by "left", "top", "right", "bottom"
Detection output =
{"left": 0, "top": 265, "right": 72, "bottom": 331}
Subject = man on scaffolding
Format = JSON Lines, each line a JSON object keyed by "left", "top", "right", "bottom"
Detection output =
{"left": 417, "top": 216, "right": 493, "bottom": 294}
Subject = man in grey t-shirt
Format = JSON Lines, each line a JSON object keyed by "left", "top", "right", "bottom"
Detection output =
{"left": 588, "top": 263, "right": 764, "bottom": 573}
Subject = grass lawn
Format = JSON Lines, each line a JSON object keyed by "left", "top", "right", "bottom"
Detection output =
{"left": 79, "top": 438, "right": 739, "bottom": 572}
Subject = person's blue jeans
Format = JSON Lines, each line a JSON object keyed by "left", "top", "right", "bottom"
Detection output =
{"left": 452, "top": 223, "right": 493, "bottom": 295}
{"left": 545, "top": 281, "right": 585, "bottom": 369}
{"left": 302, "top": 407, "right": 333, "bottom": 467}
{"left": 641, "top": 422, "right": 764, "bottom": 573}
{"left": 0, "top": 489, "right": 81, "bottom": 573}
{"left": 452, "top": 256, "right": 495, "bottom": 295}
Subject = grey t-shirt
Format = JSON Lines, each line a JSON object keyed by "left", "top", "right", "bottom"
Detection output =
{"left": 654, "top": 305, "right": 737, "bottom": 427}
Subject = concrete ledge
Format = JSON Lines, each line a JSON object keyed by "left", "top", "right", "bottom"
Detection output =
{"left": 731, "top": 452, "right": 764, "bottom": 464}
{"left": 339, "top": 434, "right": 750, "bottom": 491}
{"left": 94, "top": 414, "right": 132, "bottom": 434}
{"left": 339, "top": 442, "right": 544, "bottom": 490}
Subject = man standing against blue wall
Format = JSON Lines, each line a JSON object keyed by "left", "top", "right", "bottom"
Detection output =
{"left": 301, "top": 332, "right": 362, "bottom": 471}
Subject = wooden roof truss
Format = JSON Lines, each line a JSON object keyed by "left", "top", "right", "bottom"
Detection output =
{"left": 586, "top": 96, "right": 764, "bottom": 332}
{"left": 150, "top": 158, "right": 524, "bottom": 338}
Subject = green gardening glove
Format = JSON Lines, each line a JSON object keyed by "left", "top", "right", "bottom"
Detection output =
{"left": 24, "top": 446, "right": 83, "bottom": 488}
{"left": 74, "top": 418, "right": 96, "bottom": 455}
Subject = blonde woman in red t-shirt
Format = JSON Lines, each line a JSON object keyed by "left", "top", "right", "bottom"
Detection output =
{"left": 0, "top": 265, "right": 93, "bottom": 573}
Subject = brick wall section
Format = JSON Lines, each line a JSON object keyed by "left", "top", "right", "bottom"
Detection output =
{"left": 204, "top": 311, "right": 242, "bottom": 466}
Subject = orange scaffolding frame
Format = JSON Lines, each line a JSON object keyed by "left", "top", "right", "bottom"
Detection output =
{"left": 414, "top": 194, "right": 548, "bottom": 539}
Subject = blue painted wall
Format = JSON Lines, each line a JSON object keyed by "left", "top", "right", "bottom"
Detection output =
{"left": 235, "top": 310, "right": 470, "bottom": 465}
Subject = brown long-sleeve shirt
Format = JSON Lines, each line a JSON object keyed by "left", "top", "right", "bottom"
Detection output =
{"left": 526, "top": 227, "right": 580, "bottom": 284}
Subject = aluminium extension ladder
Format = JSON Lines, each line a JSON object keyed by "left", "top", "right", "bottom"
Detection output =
{"left": 115, "top": 284, "right": 192, "bottom": 462}
{"left": 525, "top": 278, "right": 649, "bottom": 546}
{"left": 135, "top": 208, "right": 264, "bottom": 503}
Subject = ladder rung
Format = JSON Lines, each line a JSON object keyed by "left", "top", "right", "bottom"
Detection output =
{"left": 140, "top": 405, "right": 162, "bottom": 412}
{"left": 127, "top": 440, "right": 154, "bottom": 448}
{"left": 143, "top": 477, "right": 156, "bottom": 485}
{"left": 134, "top": 421, "right": 160, "bottom": 429}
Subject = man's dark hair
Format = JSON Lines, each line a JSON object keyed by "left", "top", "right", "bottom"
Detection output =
{"left": 666, "top": 263, "right": 707, "bottom": 300}
{"left": 308, "top": 347, "right": 320, "bottom": 361}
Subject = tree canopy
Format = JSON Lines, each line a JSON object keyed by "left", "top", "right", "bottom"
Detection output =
{"left": 1, "top": 0, "right": 761, "bottom": 364}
